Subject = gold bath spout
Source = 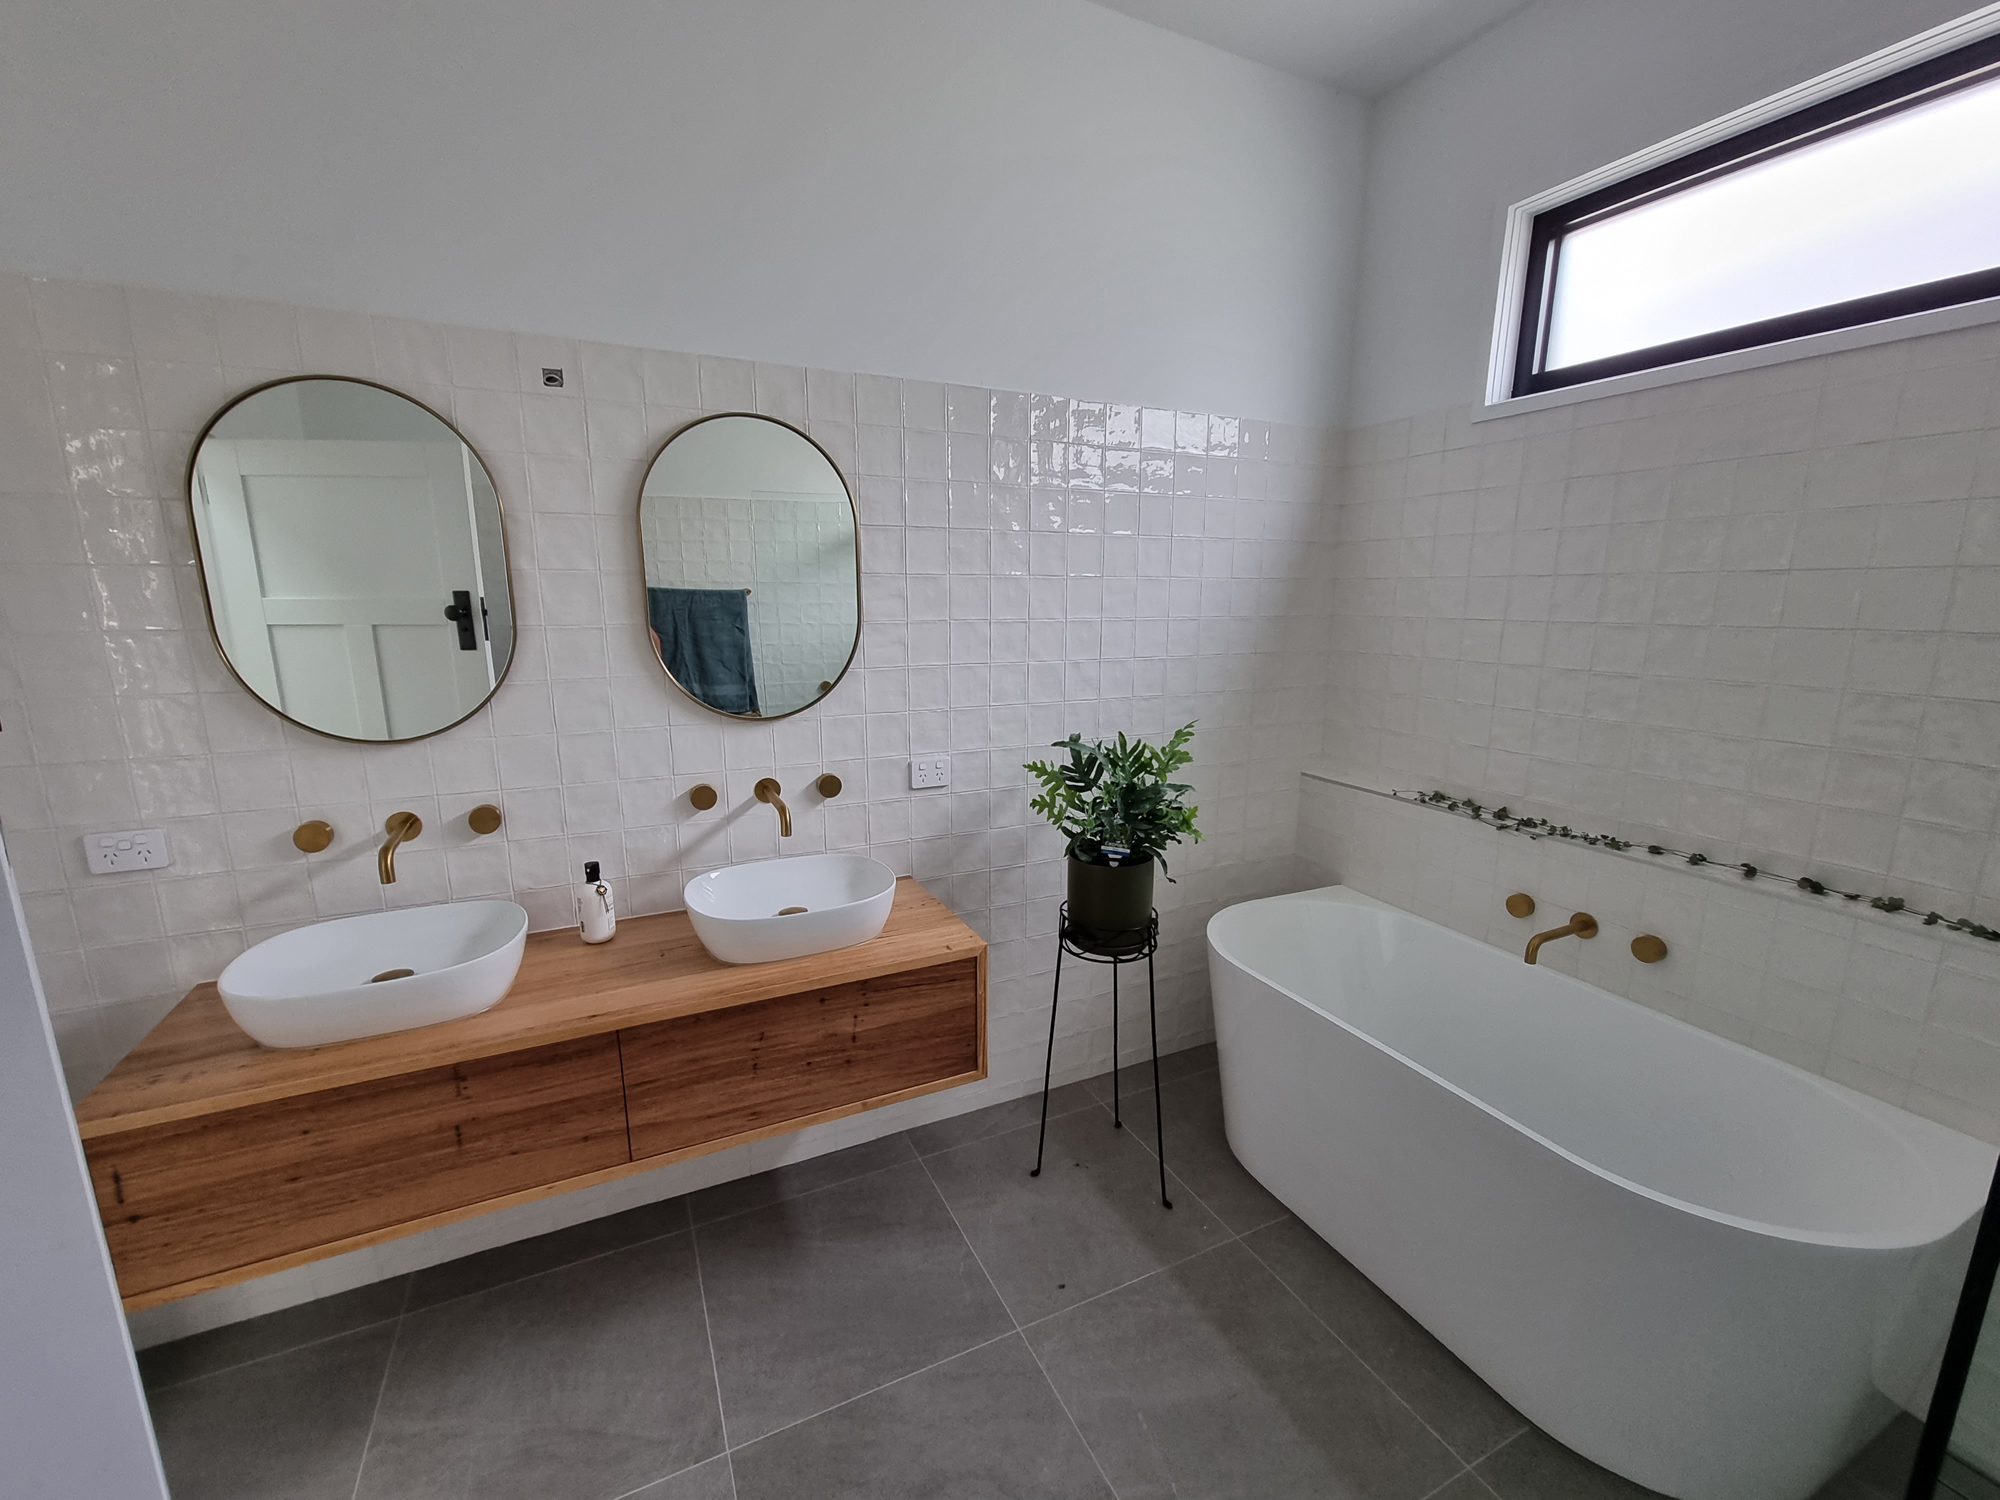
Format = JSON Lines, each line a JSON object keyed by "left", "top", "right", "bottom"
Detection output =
{"left": 1525, "top": 911, "right": 1597, "bottom": 964}
{"left": 378, "top": 811, "right": 423, "bottom": 884}
{"left": 754, "top": 778, "right": 791, "bottom": 837}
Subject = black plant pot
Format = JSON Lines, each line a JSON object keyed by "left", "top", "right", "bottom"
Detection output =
{"left": 1066, "top": 855, "right": 1155, "bottom": 954}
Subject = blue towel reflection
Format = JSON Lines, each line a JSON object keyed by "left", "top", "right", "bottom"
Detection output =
{"left": 647, "top": 586, "right": 760, "bottom": 715}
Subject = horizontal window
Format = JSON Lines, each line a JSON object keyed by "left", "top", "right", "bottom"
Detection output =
{"left": 1512, "top": 30, "right": 2000, "bottom": 396}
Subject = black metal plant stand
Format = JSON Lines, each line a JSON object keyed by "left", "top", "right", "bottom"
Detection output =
{"left": 1031, "top": 903, "right": 1170, "bottom": 1209}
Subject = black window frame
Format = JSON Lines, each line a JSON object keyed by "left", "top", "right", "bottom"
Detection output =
{"left": 1511, "top": 30, "right": 2000, "bottom": 398}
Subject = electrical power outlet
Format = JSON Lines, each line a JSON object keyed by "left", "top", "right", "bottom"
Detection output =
{"left": 85, "top": 828, "right": 172, "bottom": 874}
{"left": 909, "top": 756, "right": 951, "bottom": 789}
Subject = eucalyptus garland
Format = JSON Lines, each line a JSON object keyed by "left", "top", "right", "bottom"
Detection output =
{"left": 1394, "top": 788, "right": 2000, "bottom": 945}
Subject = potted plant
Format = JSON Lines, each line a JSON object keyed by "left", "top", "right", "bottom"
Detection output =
{"left": 1025, "top": 722, "right": 1201, "bottom": 949}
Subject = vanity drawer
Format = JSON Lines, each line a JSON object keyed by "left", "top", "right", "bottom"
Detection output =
{"left": 620, "top": 957, "right": 982, "bottom": 1161}
{"left": 85, "top": 1035, "right": 630, "bottom": 1299}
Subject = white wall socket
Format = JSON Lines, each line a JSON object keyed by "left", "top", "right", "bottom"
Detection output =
{"left": 85, "top": 828, "right": 172, "bottom": 874}
{"left": 909, "top": 756, "right": 951, "bottom": 789}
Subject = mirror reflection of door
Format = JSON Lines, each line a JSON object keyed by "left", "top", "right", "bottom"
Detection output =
{"left": 188, "top": 379, "right": 514, "bottom": 742}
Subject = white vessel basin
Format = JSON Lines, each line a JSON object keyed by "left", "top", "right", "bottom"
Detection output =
{"left": 684, "top": 854, "right": 897, "bottom": 964}
{"left": 218, "top": 900, "right": 529, "bottom": 1048}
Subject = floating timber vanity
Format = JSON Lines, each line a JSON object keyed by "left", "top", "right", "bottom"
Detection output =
{"left": 75, "top": 878, "right": 986, "bottom": 1309}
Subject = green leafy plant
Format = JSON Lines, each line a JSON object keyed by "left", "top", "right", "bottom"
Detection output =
{"left": 1025, "top": 722, "right": 1202, "bottom": 877}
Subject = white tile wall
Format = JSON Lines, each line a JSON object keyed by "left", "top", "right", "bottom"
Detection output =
{"left": 1327, "top": 325, "right": 2000, "bottom": 933}
{"left": 0, "top": 274, "right": 1339, "bottom": 1108}
{"left": 1300, "top": 774, "right": 2000, "bottom": 1141}
{"left": 1313, "top": 322, "right": 2000, "bottom": 1142}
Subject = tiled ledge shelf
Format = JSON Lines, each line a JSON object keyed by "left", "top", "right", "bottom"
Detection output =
{"left": 1305, "top": 766, "right": 2000, "bottom": 958}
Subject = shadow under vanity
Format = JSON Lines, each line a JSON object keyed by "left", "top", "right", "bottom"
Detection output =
{"left": 73, "top": 373, "right": 979, "bottom": 1311}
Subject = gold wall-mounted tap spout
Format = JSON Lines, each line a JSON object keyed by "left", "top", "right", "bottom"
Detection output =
{"left": 378, "top": 811, "right": 423, "bottom": 884}
{"left": 1525, "top": 911, "right": 1597, "bottom": 964}
{"left": 754, "top": 778, "right": 791, "bottom": 837}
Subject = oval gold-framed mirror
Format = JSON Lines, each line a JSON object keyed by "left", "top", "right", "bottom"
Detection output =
{"left": 185, "top": 376, "right": 516, "bottom": 743}
{"left": 637, "top": 412, "right": 861, "bottom": 721}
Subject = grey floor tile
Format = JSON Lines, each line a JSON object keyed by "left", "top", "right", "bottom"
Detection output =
{"left": 625, "top": 1455, "right": 738, "bottom": 1499}
{"left": 1475, "top": 1428, "right": 1667, "bottom": 1499}
{"left": 924, "top": 1105, "right": 1228, "bottom": 1324}
{"left": 1083, "top": 1040, "right": 1217, "bottom": 1103}
{"left": 690, "top": 1131, "right": 917, "bottom": 1225}
{"left": 148, "top": 1322, "right": 396, "bottom": 1500}
{"left": 354, "top": 1235, "right": 722, "bottom": 1500}
{"left": 1817, "top": 1413, "right": 1920, "bottom": 1499}
{"left": 1245, "top": 1217, "right": 1525, "bottom": 1463}
{"left": 908, "top": 1078, "right": 1101, "bottom": 1157}
{"left": 1116, "top": 1066, "right": 1287, "bottom": 1233}
{"left": 139, "top": 1274, "right": 408, "bottom": 1389}
{"left": 406, "top": 1195, "right": 690, "bottom": 1312}
{"left": 1945, "top": 1454, "right": 2000, "bottom": 1500}
{"left": 696, "top": 1158, "right": 1013, "bottom": 1444}
{"left": 1426, "top": 1474, "right": 1498, "bottom": 1500}
{"left": 1027, "top": 1240, "right": 1463, "bottom": 1500}
{"left": 731, "top": 1333, "right": 1111, "bottom": 1500}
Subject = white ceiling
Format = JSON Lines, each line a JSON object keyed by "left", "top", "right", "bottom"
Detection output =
{"left": 1085, "top": 0, "right": 1537, "bottom": 95}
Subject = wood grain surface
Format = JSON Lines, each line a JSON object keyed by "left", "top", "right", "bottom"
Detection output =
{"left": 621, "top": 957, "right": 981, "bottom": 1160}
{"left": 86, "top": 1036, "right": 629, "bottom": 1299}
{"left": 78, "top": 877, "right": 982, "bottom": 1137}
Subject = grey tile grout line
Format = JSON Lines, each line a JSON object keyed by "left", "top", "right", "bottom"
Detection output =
{"left": 1470, "top": 1426, "right": 1527, "bottom": 1478}
{"left": 345, "top": 1301, "right": 406, "bottom": 1500}
{"left": 720, "top": 1329, "right": 1023, "bottom": 1458}
{"left": 1100, "top": 1080, "right": 1521, "bottom": 1479}
{"left": 140, "top": 1217, "right": 698, "bottom": 1392}
{"left": 692, "top": 1107, "right": 1243, "bottom": 1475}
{"left": 140, "top": 1308, "right": 408, "bottom": 1393}
{"left": 606, "top": 1453, "right": 727, "bottom": 1500}
{"left": 1235, "top": 1229, "right": 1510, "bottom": 1473}
{"left": 912, "top": 1146, "right": 1125, "bottom": 1500}
{"left": 686, "top": 1222, "right": 739, "bottom": 1500}
{"left": 1412, "top": 1464, "right": 1477, "bottom": 1499}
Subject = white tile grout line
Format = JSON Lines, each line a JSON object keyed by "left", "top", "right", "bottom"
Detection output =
{"left": 346, "top": 1296, "right": 407, "bottom": 1500}
{"left": 718, "top": 1329, "right": 1023, "bottom": 1457}
{"left": 912, "top": 1146, "right": 1124, "bottom": 1500}
{"left": 686, "top": 1223, "right": 739, "bottom": 1500}
{"left": 142, "top": 1217, "right": 696, "bottom": 1391}
{"left": 1087, "top": 1066, "right": 1526, "bottom": 1481}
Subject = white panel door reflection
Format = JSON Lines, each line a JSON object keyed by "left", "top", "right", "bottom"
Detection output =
{"left": 187, "top": 378, "right": 514, "bottom": 743}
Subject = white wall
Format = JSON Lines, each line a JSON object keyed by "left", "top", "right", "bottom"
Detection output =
{"left": 0, "top": 0, "right": 1367, "bottom": 429}
{"left": 0, "top": 830, "right": 167, "bottom": 1499}
{"left": 1346, "top": 0, "right": 1980, "bottom": 426}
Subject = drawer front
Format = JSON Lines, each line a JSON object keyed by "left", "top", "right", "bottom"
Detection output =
{"left": 87, "top": 1035, "right": 630, "bottom": 1298}
{"left": 621, "top": 957, "right": 981, "bottom": 1161}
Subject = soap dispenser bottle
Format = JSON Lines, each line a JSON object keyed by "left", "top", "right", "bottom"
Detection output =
{"left": 576, "top": 860, "right": 616, "bottom": 944}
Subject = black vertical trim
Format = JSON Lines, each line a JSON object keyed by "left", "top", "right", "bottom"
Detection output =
{"left": 1908, "top": 1153, "right": 2000, "bottom": 1498}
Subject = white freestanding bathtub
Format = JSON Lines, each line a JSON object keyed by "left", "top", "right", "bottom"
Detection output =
{"left": 1207, "top": 886, "right": 1995, "bottom": 1500}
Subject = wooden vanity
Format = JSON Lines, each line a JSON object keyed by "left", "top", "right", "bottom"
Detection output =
{"left": 75, "top": 878, "right": 986, "bottom": 1309}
